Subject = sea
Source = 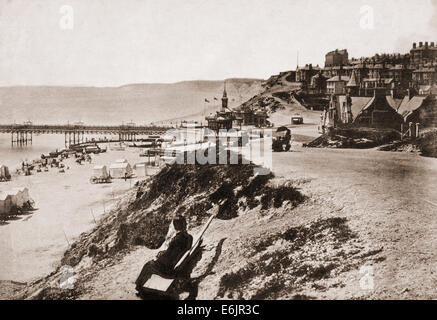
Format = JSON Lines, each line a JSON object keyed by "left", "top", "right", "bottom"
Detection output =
{"left": 0, "top": 135, "right": 64, "bottom": 169}
{"left": 0, "top": 133, "right": 123, "bottom": 170}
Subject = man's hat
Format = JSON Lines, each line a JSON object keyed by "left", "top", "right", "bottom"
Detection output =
{"left": 173, "top": 215, "right": 187, "bottom": 230}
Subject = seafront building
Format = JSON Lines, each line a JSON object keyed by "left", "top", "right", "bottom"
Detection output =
{"left": 299, "top": 41, "right": 437, "bottom": 131}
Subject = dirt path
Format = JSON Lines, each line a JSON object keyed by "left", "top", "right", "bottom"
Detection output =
{"left": 272, "top": 147, "right": 437, "bottom": 299}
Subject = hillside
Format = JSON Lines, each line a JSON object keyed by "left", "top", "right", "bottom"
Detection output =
{"left": 235, "top": 71, "right": 321, "bottom": 126}
{"left": 13, "top": 160, "right": 312, "bottom": 300}
{"left": 10, "top": 154, "right": 389, "bottom": 300}
{"left": 0, "top": 79, "right": 263, "bottom": 125}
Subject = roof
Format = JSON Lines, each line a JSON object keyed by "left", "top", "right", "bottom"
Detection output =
{"left": 337, "top": 94, "right": 401, "bottom": 121}
{"left": 397, "top": 95, "right": 428, "bottom": 118}
{"left": 9, "top": 187, "right": 28, "bottom": 193}
{"left": 297, "top": 65, "right": 322, "bottom": 71}
{"left": 327, "top": 76, "right": 350, "bottom": 82}
{"left": 312, "top": 73, "right": 329, "bottom": 79}
{"left": 346, "top": 70, "right": 359, "bottom": 87}
{"left": 0, "top": 187, "right": 28, "bottom": 200}
{"left": 338, "top": 96, "right": 372, "bottom": 121}
{"left": 368, "top": 64, "right": 384, "bottom": 69}
{"left": 363, "top": 78, "right": 394, "bottom": 84}
{"left": 115, "top": 159, "right": 128, "bottom": 163}
{"left": 385, "top": 96, "right": 403, "bottom": 111}
{"left": 356, "top": 95, "right": 402, "bottom": 122}
{"left": 0, "top": 192, "right": 13, "bottom": 201}
{"left": 353, "top": 63, "right": 367, "bottom": 69}
{"left": 109, "top": 163, "right": 130, "bottom": 169}
{"left": 326, "top": 49, "right": 348, "bottom": 56}
{"left": 93, "top": 165, "right": 106, "bottom": 170}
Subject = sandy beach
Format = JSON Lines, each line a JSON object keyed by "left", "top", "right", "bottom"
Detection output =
{"left": 0, "top": 145, "right": 154, "bottom": 282}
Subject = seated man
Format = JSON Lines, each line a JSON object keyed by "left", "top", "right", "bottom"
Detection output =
{"left": 135, "top": 216, "right": 193, "bottom": 292}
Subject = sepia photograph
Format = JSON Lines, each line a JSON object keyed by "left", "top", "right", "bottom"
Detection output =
{"left": 0, "top": 0, "right": 437, "bottom": 306}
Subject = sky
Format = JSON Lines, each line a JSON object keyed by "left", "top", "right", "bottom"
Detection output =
{"left": 0, "top": 0, "right": 436, "bottom": 86}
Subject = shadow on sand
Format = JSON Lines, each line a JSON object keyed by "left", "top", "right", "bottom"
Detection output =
{"left": 171, "top": 237, "right": 227, "bottom": 300}
{"left": 0, "top": 209, "right": 38, "bottom": 226}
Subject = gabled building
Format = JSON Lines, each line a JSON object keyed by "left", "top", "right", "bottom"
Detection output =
{"left": 310, "top": 72, "right": 329, "bottom": 94}
{"left": 398, "top": 94, "right": 437, "bottom": 127}
{"left": 296, "top": 64, "right": 321, "bottom": 86}
{"left": 387, "top": 64, "right": 412, "bottom": 90}
{"left": 346, "top": 70, "right": 359, "bottom": 96}
{"left": 412, "top": 67, "right": 436, "bottom": 86}
{"left": 325, "top": 49, "right": 349, "bottom": 67}
{"left": 410, "top": 42, "right": 437, "bottom": 66}
{"left": 353, "top": 90, "right": 404, "bottom": 130}
{"left": 335, "top": 94, "right": 402, "bottom": 126}
{"left": 360, "top": 78, "right": 394, "bottom": 97}
{"left": 327, "top": 75, "right": 350, "bottom": 95}
{"left": 233, "top": 105, "right": 269, "bottom": 127}
{"left": 206, "top": 83, "right": 234, "bottom": 131}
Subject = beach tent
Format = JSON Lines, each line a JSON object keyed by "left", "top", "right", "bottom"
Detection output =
{"left": 0, "top": 193, "right": 13, "bottom": 216}
{"left": 8, "top": 187, "right": 31, "bottom": 207}
{"left": 93, "top": 165, "right": 109, "bottom": 179}
{"left": 0, "top": 165, "right": 11, "bottom": 181}
{"left": 115, "top": 159, "right": 128, "bottom": 164}
{"left": 134, "top": 163, "right": 148, "bottom": 177}
{"left": 109, "top": 162, "right": 133, "bottom": 179}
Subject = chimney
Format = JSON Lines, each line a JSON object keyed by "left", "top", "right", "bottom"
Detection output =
{"left": 419, "top": 42, "right": 423, "bottom": 47}
{"left": 413, "top": 42, "right": 416, "bottom": 49}
{"left": 431, "top": 42, "right": 435, "bottom": 47}
{"left": 425, "top": 42, "right": 429, "bottom": 48}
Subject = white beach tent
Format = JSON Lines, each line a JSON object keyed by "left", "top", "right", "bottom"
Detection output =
{"left": 133, "top": 163, "right": 148, "bottom": 177}
{"left": 109, "top": 162, "right": 133, "bottom": 179}
{"left": 93, "top": 165, "right": 109, "bottom": 179}
{"left": 0, "top": 192, "right": 13, "bottom": 216}
{"left": 8, "top": 187, "right": 31, "bottom": 207}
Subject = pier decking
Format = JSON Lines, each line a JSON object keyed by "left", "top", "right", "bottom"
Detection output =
{"left": 0, "top": 124, "right": 173, "bottom": 147}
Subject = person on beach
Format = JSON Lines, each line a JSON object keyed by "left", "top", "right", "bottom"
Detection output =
{"left": 135, "top": 216, "right": 193, "bottom": 292}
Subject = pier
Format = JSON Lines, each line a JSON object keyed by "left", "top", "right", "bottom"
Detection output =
{"left": 0, "top": 124, "right": 173, "bottom": 147}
